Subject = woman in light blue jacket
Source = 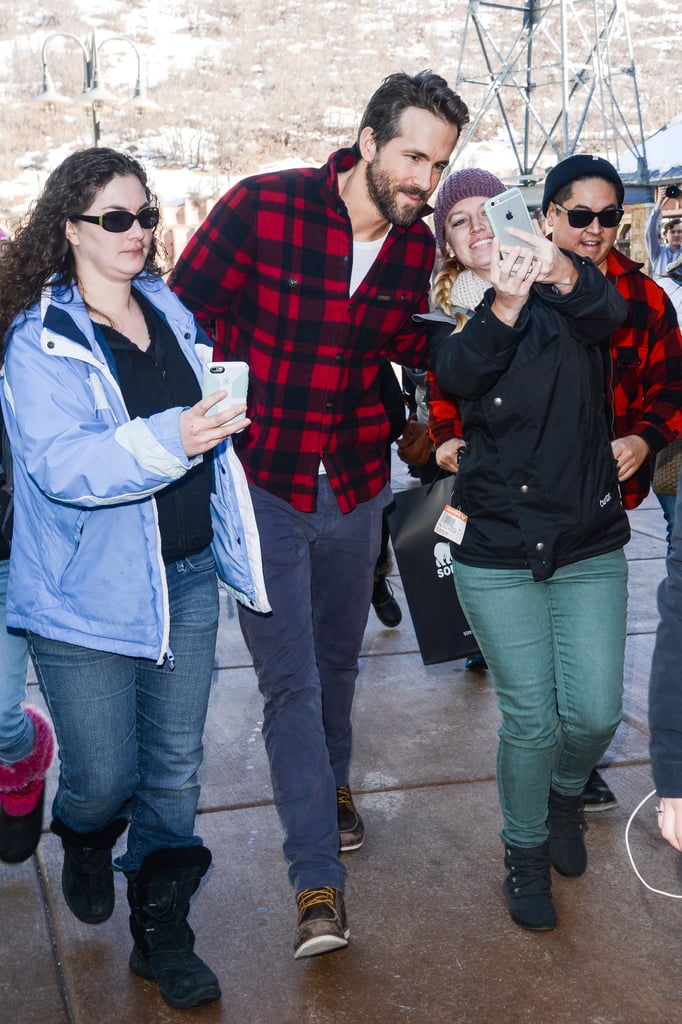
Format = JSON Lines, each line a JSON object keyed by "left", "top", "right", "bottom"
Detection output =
{"left": 0, "top": 149, "right": 268, "bottom": 1010}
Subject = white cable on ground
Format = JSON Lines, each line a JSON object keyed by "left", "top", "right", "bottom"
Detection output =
{"left": 625, "top": 787, "right": 682, "bottom": 898}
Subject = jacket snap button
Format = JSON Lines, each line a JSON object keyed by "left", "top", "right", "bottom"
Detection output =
{"left": 535, "top": 542, "right": 545, "bottom": 552}
{"left": 493, "top": 396, "right": 502, "bottom": 406}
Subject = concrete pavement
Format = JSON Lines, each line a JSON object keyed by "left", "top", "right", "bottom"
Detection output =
{"left": 1, "top": 478, "right": 677, "bottom": 1024}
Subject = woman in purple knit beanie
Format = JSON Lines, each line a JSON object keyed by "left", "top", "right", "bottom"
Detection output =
{"left": 433, "top": 168, "right": 506, "bottom": 257}
{"left": 423, "top": 159, "right": 630, "bottom": 937}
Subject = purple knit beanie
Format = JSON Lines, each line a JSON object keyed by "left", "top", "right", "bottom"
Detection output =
{"left": 433, "top": 168, "right": 506, "bottom": 255}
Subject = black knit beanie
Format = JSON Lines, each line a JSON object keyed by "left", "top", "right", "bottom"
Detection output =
{"left": 542, "top": 155, "right": 624, "bottom": 214}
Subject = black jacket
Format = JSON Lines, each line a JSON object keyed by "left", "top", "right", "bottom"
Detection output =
{"left": 425, "top": 254, "right": 630, "bottom": 581}
{"left": 649, "top": 494, "right": 682, "bottom": 794}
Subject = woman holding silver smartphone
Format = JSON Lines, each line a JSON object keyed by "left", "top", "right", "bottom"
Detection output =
{"left": 422, "top": 168, "right": 630, "bottom": 932}
{"left": 0, "top": 148, "right": 268, "bottom": 1009}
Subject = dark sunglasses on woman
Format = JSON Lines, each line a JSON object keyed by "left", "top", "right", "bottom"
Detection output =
{"left": 69, "top": 207, "right": 160, "bottom": 233}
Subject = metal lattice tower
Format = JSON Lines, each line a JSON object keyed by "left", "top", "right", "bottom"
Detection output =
{"left": 452, "top": 0, "right": 649, "bottom": 184}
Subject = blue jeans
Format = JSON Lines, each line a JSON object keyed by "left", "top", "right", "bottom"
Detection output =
{"left": 656, "top": 493, "right": 676, "bottom": 550}
{"left": 453, "top": 550, "right": 628, "bottom": 847}
{"left": 0, "top": 558, "right": 33, "bottom": 764}
{"left": 651, "top": 454, "right": 677, "bottom": 549}
{"left": 238, "top": 477, "right": 388, "bottom": 894}
{"left": 28, "top": 547, "right": 219, "bottom": 872}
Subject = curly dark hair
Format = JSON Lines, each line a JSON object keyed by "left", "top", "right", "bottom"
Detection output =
{"left": 0, "top": 148, "right": 163, "bottom": 352}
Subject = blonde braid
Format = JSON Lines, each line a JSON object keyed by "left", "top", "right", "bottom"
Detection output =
{"left": 431, "top": 258, "right": 469, "bottom": 332}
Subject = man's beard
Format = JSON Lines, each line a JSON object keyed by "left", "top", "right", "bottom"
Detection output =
{"left": 366, "top": 157, "right": 429, "bottom": 228}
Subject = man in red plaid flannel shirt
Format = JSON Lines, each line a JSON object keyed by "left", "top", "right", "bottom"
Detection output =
{"left": 172, "top": 71, "right": 468, "bottom": 959}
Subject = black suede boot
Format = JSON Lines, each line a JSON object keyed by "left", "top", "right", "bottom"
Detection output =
{"left": 126, "top": 846, "right": 221, "bottom": 1009}
{"left": 51, "top": 817, "right": 127, "bottom": 924}
{"left": 503, "top": 840, "right": 557, "bottom": 931}
{"left": 547, "top": 788, "right": 588, "bottom": 876}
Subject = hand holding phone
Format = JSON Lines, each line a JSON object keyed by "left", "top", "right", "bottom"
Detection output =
{"left": 484, "top": 188, "right": 539, "bottom": 257}
{"left": 202, "top": 361, "right": 249, "bottom": 421}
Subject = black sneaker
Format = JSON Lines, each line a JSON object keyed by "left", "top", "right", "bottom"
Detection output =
{"left": 294, "top": 887, "right": 350, "bottom": 959}
{"left": 337, "top": 786, "right": 364, "bottom": 852}
{"left": 581, "top": 768, "right": 617, "bottom": 811}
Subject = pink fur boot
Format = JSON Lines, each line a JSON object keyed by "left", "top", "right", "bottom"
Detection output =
{"left": 0, "top": 706, "right": 55, "bottom": 863}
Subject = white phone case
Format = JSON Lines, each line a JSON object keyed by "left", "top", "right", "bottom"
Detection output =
{"left": 484, "top": 188, "right": 537, "bottom": 254}
{"left": 202, "top": 361, "right": 249, "bottom": 419}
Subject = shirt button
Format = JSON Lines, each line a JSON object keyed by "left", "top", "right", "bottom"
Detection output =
{"left": 326, "top": 400, "right": 333, "bottom": 409}
{"left": 493, "top": 397, "right": 502, "bottom": 406}
{"left": 535, "top": 542, "right": 545, "bottom": 552}
{"left": 343, "top": 256, "right": 349, "bottom": 264}
{"left": 289, "top": 276, "right": 299, "bottom": 287}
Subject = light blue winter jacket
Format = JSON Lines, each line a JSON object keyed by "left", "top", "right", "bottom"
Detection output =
{"left": 0, "top": 274, "right": 269, "bottom": 662}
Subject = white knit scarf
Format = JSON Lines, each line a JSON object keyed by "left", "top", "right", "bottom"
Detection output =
{"left": 449, "top": 269, "right": 488, "bottom": 314}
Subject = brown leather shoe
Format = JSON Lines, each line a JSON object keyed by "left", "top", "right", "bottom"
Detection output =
{"left": 294, "top": 887, "right": 349, "bottom": 959}
{"left": 337, "top": 786, "right": 364, "bottom": 852}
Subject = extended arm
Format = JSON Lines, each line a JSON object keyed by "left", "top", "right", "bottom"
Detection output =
{"left": 3, "top": 323, "right": 245, "bottom": 507}
{"left": 645, "top": 205, "right": 663, "bottom": 268}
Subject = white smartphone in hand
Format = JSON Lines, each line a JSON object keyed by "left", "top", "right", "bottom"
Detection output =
{"left": 202, "top": 360, "right": 249, "bottom": 420}
{"left": 484, "top": 188, "right": 538, "bottom": 257}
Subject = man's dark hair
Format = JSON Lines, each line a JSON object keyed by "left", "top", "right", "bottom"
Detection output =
{"left": 663, "top": 217, "right": 681, "bottom": 234}
{"left": 356, "top": 70, "right": 469, "bottom": 150}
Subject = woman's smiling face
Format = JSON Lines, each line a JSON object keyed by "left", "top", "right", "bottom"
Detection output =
{"left": 443, "top": 194, "right": 495, "bottom": 279}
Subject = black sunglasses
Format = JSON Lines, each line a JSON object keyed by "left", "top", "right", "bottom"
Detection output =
{"left": 554, "top": 202, "right": 624, "bottom": 229}
{"left": 70, "top": 207, "right": 160, "bottom": 233}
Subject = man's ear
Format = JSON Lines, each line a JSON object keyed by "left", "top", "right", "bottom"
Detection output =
{"left": 545, "top": 203, "right": 556, "bottom": 229}
{"left": 358, "top": 126, "right": 377, "bottom": 163}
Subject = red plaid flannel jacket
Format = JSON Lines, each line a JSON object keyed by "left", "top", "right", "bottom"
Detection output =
{"left": 171, "top": 148, "right": 433, "bottom": 512}
{"left": 605, "top": 246, "right": 682, "bottom": 508}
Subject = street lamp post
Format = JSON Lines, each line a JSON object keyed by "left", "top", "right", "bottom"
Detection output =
{"left": 33, "top": 30, "right": 159, "bottom": 146}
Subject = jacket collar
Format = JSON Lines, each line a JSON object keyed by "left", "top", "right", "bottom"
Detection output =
{"left": 606, "top": 245, "right": 644, "bottom": 280}
{"left": 39, "top": 275, "right": 193, "bottom": 353}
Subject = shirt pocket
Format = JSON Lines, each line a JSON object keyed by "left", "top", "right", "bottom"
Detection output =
{"left": 351, "top": 289, "right": 421, "bottom": 347}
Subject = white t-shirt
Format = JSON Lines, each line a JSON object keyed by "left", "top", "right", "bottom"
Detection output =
{"left": 319, "top": 232, "right": 389, "bottom": 474}
{"left": 349, "top": 233, "right": 389, "bottom": 295}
